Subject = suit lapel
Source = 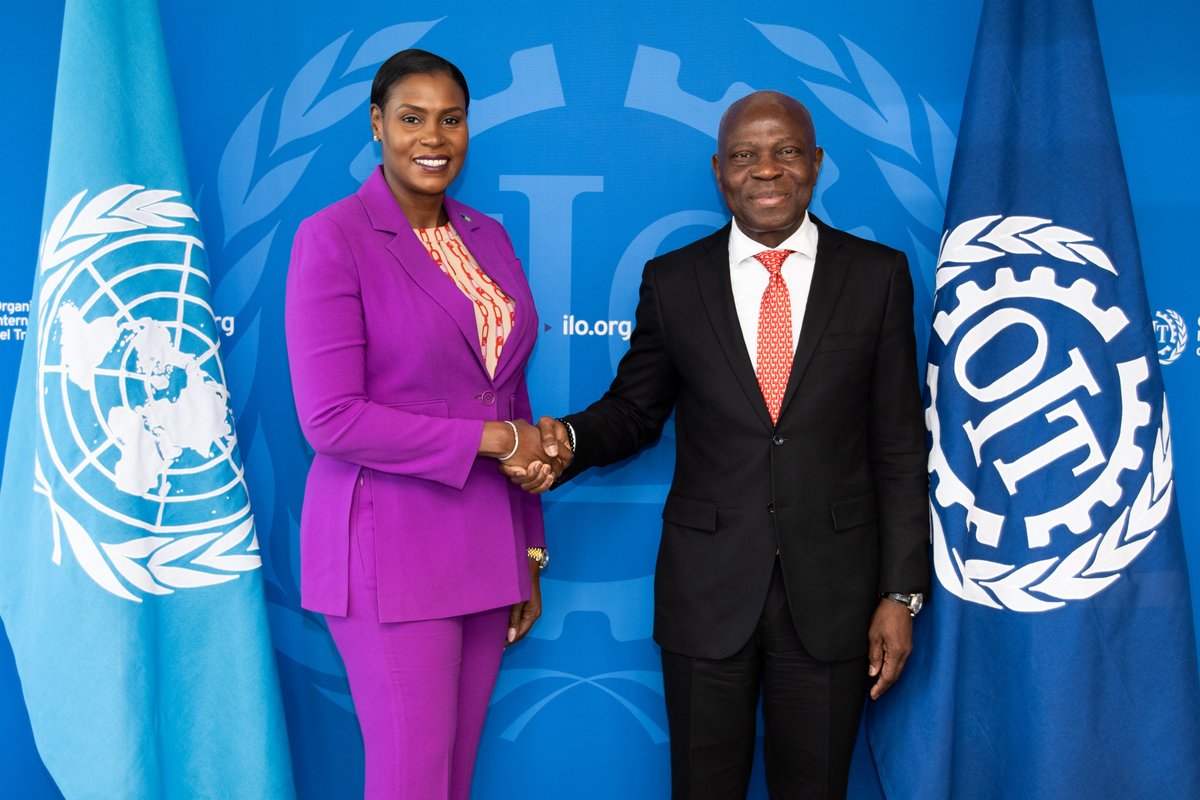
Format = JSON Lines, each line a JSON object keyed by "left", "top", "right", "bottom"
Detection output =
{"left": 444, "top": 196, "right": 535, "bottom": 387}
{"left": 387, "top": 232, "right": 491, "bottom": 378}
{"left": 779, "top": 218, "right": 850, "bottom": 415}
{"left": 359, "top": 170, "right": 490, "bottom": 379}
{"left": 693, "top": 225, "right": 776, "bottom": 432}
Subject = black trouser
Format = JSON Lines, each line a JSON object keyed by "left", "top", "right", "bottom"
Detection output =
{"left": 661, "top": 560, "right": 868, "bottom": 800}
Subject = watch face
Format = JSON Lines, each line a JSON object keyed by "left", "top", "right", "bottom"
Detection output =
{"left": 910, "top": 594, "right": 924, "bottom": 615}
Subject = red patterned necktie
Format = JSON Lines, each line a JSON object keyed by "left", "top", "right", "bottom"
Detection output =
{"left": 754, "top": 249, "right": 796, "bottom": 424}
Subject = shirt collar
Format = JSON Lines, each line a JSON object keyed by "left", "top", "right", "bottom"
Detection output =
{"left": 728, "top": 212, "right": 818, "bottom": 265}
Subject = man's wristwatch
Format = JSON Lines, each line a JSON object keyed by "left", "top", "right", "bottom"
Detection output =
{"left": 527, "top": 547, "right": 549, "bottom": 569}
{"left": 555, "top": 418, "right": 577, "bottom": 453}
{"left": 882, "top": 592, "right": 924, "bottom": 617}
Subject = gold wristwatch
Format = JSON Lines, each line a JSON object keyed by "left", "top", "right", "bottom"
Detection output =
{"left": 527, "top": 547, "right": 549, "bottom": 569}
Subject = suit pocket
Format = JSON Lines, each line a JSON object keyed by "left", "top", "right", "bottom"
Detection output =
{"left": 830, "top": 491, "right": 877, "bottom": 531}
{"left": 351, "top": 471, "right": 377, "bottom": 594}
{"left": 385, "top": 399, "right": 449, "bottom": 417}
{"left": 817, "top": 332, "right": 876, "bottom": 353}
{"left": 662, "top": 493, "right": 718, "bottom": 532}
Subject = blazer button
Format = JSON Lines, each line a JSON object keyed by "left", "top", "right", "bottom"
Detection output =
{"left": 767, "top": 502, "right": 775, "bottom": 513}
{"left": 772, "top": 434, "right": 786, "bottom": 446}
{"left": 480, "top": 391, "right": 496, "bottom": 406}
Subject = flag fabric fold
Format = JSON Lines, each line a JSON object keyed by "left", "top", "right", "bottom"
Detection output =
{"left": 0, "top": 1, "right": 294, "bottom": 797}
{"left": 867, "top": 1, "right": 1200, "bottom": 798}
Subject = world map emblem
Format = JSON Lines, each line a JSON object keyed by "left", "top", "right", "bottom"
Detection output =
{"left": 33, "top": 185, "right": 261, "bottom": 602}
{"left": 927, "top": 215, "right": 1174, "bottom": 612}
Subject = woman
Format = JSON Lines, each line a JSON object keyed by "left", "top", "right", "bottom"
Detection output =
{"left": 285, "top": 49, "right": 560, "bottom": 799}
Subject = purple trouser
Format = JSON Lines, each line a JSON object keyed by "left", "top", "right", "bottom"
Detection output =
{"left": 326, "top": 484, "right": 509, "bottom": 799}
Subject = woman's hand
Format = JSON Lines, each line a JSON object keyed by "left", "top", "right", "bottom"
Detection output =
{"left": 497, "top": 418, "right": 573, "bottom": 494}
{"left": 485, "top": 418, "right": 569, "bottom": 494}
{"left": 506, "top": 557, "right": 542, "bottom": 645}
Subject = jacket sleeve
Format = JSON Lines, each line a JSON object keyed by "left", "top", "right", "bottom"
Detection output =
{"left": 868, "top": 250, "right": 931, "bottom": 595}
{"left": 561, "top": 258, "right": 680, "bottom": 479}
{"left": 285, "top": 215, "right": 483, "bottom": 490}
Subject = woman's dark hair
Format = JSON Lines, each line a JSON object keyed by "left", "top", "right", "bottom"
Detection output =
{"left": 370, "top": 49, "right": 470, "bottom": 110}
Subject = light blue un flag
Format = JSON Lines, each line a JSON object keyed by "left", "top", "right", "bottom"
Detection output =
{"left": 867, "top": 1, "right": 1200, "bottom": 798}
{"left": 0, "top": 1, "right": 295, "bottom": 797}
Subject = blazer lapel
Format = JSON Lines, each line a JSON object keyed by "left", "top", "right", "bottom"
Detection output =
{"left": 779, "top": 217, "right": 850, "bottom": 415}
{"left": 359, "top": 170, "right": 489, "bottom": 378}
{"left": 444, "top": 196, "right": 536, "bottom": 387}
{"left": 693, "top": 225, "right": 775, "bottom": 432}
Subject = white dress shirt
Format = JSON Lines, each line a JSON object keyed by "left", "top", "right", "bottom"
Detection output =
{"left": 563, "top": 216, "right": 820, "bottom": 461}
{"left": 727, "top": 213, "right": 819, "bottom": 366}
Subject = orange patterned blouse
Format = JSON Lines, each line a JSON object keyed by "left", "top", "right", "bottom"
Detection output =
{"left": 415, "top": 223, "right": 516, "bottom": 378}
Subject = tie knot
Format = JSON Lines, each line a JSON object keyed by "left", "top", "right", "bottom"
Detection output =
{"left": 753, "top": 249, "right": 795, "bottom": 274}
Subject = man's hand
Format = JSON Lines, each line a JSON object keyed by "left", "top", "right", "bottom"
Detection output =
{"left": 867, "top": 598, "right": 913, "bottom": 700}
{"left": 499, "top": 417, "right": 573, "bottom": 494}
{"left": 506, "top": 556, "right": 543, "bottom": 645}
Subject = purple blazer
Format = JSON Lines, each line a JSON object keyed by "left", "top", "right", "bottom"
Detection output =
{"left": 285, "top": 167, "right": 544, "bottom": 622}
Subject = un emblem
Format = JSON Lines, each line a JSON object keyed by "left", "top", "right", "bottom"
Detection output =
{"left": 34, "top": 185, "right": 261, "bottom": 602}
{"left": 927, "top": 215, "right": 1173, "bottom": 612}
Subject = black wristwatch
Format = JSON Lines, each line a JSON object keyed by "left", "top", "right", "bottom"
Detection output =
{"left": 882, "top": 592, "right": 924, "bottom": 617}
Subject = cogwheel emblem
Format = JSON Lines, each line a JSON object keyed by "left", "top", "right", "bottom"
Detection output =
{"left": 928, "top": 216, "right": 1170, "bottom": 612}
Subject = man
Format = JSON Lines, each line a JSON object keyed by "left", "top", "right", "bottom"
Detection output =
{"left": 510, "top": 91, "right": 929, "bottom": 799}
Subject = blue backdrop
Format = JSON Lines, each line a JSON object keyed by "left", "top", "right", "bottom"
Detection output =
{"left": 2, "top": 2, "right": 1197, "bottom": 798}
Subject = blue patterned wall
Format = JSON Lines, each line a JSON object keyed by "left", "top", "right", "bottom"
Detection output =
{"left": 2, "top": 2, "right": 1197, "bottom": 797}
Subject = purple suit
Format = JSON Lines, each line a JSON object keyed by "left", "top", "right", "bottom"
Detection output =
{"left": 285, "top": 167, "right": 545, "bottom": 798}
{"left": 286, "top": 167, "right": 544, "bottom": 622}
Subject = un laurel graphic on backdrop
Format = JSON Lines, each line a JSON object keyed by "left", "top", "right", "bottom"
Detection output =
{"left": 928, "top": 215, "right": 1173, "bottom": 613}
{"left": 208, "top": 10, "right": 955, "bottom": 714}
{"left": 204, "top": 16, "right": 963, "bottom": 770}
{"left": 34, "top": 185, "right": 260, "bottom": 603}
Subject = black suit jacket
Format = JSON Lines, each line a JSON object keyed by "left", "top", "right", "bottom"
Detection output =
{"left": 561, "top": 218, "right": 930, "bottom": 662}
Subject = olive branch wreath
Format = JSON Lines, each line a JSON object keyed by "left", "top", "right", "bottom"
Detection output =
{"left": 935, "top": 213, "right": 1116, "bottom": 287}
{"left": 930, "top": 396, "right": 1172, "bottom": 613}
{"left": 34, "top": 185, "right": 261, "bottom": 602}
{"left": 749, "top": 22, "right": 954, "bottom": 281}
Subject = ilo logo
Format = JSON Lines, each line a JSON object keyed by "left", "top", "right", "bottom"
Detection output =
{"left": 1152, "top": 309, "right": 1188, "bottom": 365}
{"left": 926, "top": 215, "right": 1171, "bottom": 613}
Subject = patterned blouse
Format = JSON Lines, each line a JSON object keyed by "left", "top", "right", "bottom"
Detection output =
{"left": 415, "top": 223, "right": 516, "bottom": 378}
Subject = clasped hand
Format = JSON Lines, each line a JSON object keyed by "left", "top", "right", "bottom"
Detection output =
{"left": 499, "top": 417, "right": 573, "bottom": 494}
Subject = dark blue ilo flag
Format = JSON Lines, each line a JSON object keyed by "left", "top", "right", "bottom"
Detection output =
{"left": 866, "top": 1, "right": 1200, "bottom": 798}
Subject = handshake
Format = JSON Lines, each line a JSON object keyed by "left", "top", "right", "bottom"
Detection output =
{"left": 497, "top": 417, "right": 574, "bottom": 495}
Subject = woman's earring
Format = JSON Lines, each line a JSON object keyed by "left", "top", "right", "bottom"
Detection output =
{"left": 372, "top": 134, "right": 380, "bottom": 142}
